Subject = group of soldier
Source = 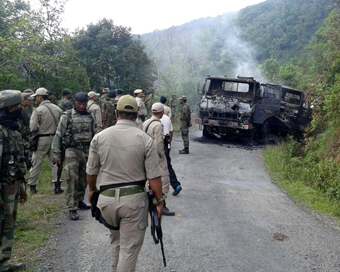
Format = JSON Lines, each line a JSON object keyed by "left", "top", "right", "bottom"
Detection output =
{"left": 0, "top": 86, "right": 191, "bottom": 271}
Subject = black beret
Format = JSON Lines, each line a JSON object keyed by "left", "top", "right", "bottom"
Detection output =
{"left": 75, "top": 92, "right": 88, "bottom": 103}
{"left": 117, "top": 89, "right": 124, "bottom": 95}
{"left": 160, "top": 96, "right": 167, "bottom": 104}
{"left": 108, "top": 90, "right": 116, "bottom": 98}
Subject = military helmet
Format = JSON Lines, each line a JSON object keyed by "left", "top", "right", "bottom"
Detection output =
{"left": 0, "top": 90, "right": 23, "bottom": 110}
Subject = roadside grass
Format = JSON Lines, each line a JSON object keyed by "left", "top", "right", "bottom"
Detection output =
{"left": 264, "top": 144, "right": 340, "bottom": 221}
{"left": 11, "top": 159, "right": 64, "bottom": 270}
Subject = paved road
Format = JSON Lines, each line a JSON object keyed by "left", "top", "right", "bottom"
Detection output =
{"left": 37, "top": 131, "right": 340, "bottom": 272}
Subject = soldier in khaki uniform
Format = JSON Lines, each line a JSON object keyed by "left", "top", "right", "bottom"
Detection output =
{"left": 28, "top": 88, "right": 63, "bottom": 194}
{"left": 134, "top": 89, "right": 151, "bottom": 126}
{"left": 52, "top": 93, "right": 96, "bottom": 220}
{"left": 179, "top": 95, "right": 191, "bottom": 154}
{"left": 58, "top": 89, "right": 73, "bottom": 111}
{"left": 143, "top": 103, "right": 175, "bottom": 216}
{"left": 160, "top": 96, "right": 172, "bottom": 118}
{"left": 87, "top": 91, "right": 102, "bottom": 132}
{"left": 87, "top": 95, "right": 163, "bottom": 272}
{"left": 0, "top": 90, "right": 28, "bottom": 272}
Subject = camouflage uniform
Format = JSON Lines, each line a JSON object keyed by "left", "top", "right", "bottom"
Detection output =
{"left": 58, "top": 98, "right": 73, "bottom": 112}
{"left": 18, "top": 106, "right": 32, "bottom": 170}
{"left": 52, "top": 109, "right": 96, "bottom": 211}
{"left": 0, "top": 90, "right": 27, "bottom": 272}
{"left": 180, "top": 102, "right": 191, "bottom": 149}
{"left": 102, "top": 98, "right": 117, "bottom": 128}
{"left": 168, "top": 95, "right": 177, "bottom": 120}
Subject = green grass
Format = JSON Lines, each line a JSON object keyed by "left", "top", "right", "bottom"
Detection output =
{"left": 264, "top": 145, "right": 340, "bottom": 221}
{"left": 11, "top": 159, "right": 64, "bottom": 269}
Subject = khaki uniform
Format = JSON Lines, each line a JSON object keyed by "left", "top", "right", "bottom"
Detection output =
{"left": 180, "top": 103, "right": 191, "bottom": 148}
{"left": 0, "top": 126, "right": 26, "bottom": 272}
{"left": 87, "top": 120, "right": 161, "bottom": 272}
{"left": 135, "top": 97, "right": 147, "bottom": 126}
{"left": 52, "top": 109, "right": 96, "bottom": 210}
{"left": 143, "top": 116, "right": 170, "bottom": 196}
{"left": 163, "top": 104, "right": 172, "bottom": 118}
{"left": 87, "top": 100, "right": 102, "bottom": 131}
{"left": 28, "top": 100, "right": 62, "bottom": 185}
{"left": 58, "top": 97, "right": 73, "bottom": 112}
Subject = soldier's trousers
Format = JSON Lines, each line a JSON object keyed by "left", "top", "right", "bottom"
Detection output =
{"left": 180, "top": 121, "right": 189, "bottom": 148}
{"left": 160, "top": 157, "right": 170, "bottom": 197}
{"left": 28, "top": 136, "right": 58, "bottom": 185}
{"left": 0, "top": 182, "right": 19, "bottom": 272}
{"left": 98, "top": 192, "right": 148, "bottom": 272}
{"left": 64, "top": 148, "right": 88, "bottom": 210}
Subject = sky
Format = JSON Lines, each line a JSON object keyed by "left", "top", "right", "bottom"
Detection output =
{"left": 60, "top": 0, "right": 267, "bottom": 34}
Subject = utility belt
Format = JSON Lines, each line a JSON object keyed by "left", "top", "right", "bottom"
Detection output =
{"left": 91, "top": 180, "right": 146, "bottom": 231}
{"left": 38, "top": 133, "right": 55, "bottom": 137}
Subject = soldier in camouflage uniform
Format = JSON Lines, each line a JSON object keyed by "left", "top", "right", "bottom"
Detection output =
{"left": 58, "top": 89, "right": 73, "bottom": 111}
{"left": 100, "top": 88, "right": 109, "bottom": 106}
{"left": 0, "top": 90, "right": 28, "bottom": 272}
{"left": 179, "top": 96, "right": 191, "bottom": 154}
{"left": 102, "top": 90, "right": 117, "bottom": 128}
{"left": 52, "top": 92, "right": 96, "bottom": 220}
{"left": 19, "top": 93, "right": 33, "bottom": 170}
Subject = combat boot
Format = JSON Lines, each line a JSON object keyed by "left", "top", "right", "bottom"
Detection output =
{"left": 78, "top": 201, "right": 91, "bottom": 210}
{"left": 8, "top": 263, "right": 25, "bottom": 271}
{"left": 69, "top": 210, "right": 79, "bottom": 221}
{"left": 54, "top": 181, "right": 64, "bottom": 194}
{"left": 179, "top": 147, "right": 189, "bottom": 154}
{"left": 172, "top": 185, "right": 182, "bottom": 196}
{"left": 162, "top": 204, "right": 175, "bottom": 216}
{"left": 30, "top": 185, "right": 37, "bottom": 194}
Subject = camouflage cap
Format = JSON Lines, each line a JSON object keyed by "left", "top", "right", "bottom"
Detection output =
{"left": 62, "top": 89, "right": 71, "bottom": 96}
{"left": 0, "top": 90, "right": 23, "bottom": 110}
{"left": 134, "top": 89, "right": 143, "bottom": 94}
{"left": 23, "top": 89, "right": 34, "bottom": 96}
{"left": 179, "top": 95, "right": 187, "bottom": 101}
{"left": 152, "top": 102, "right": 164, "bottom": 113}
{"left": 21, "top": 93, "right": 33, "bottom": 101}
{"left": 116, "top": 95, "right": 138, "bottom": 113}
{"left": 102, "top": 88, "right": 110, "bottom": 93}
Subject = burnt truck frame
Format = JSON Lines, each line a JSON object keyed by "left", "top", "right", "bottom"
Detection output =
{"left": 196, "top": 76, "right": 311, "bottom": 139}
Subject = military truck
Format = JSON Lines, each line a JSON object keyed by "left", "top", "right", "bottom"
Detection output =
{"left": 196, "top": 76, "right": 282, "bottom": 140}
{"left": 196, "top": 76, "right": 312, "bottom": 140}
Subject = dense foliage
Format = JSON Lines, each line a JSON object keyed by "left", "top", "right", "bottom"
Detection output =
{"left": 0, "top": 0, "right": 155, "bottom": 98}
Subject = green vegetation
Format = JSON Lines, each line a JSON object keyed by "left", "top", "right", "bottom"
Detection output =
{"left": 13, "top": 159, "right": 64, "bottom": 269}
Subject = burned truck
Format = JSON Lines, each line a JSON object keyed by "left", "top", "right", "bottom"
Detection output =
{"left": 196, "top": 76, "right": 312, "bottom": 140}
{"left": 196, "top": 76, "right": 281, "bottom": 139}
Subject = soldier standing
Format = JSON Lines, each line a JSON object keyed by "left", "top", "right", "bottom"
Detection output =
{"left": 87, "top": 95, "right": 163, "bottom": 271}
{"left": 143, "top": 103, "right": 175, "bottom": 216}
{"left": 160, "top": 96, "right": 172, "bottom": 118}
{"left": 29, "top": 88, "right": 63, "bottom": 194}
{"left": 100, "top": 88, "right": 110, "bottom": 106}
{"left": 53, "top": 92, "right": 96, "bottom": 220}
{"left": 179, "top": 96, "right": 191, "bottom": 154}
{"left": 134, "top": 89, "right": 151, "bottom": 124}
{"left": 87, "top": 91, "right": 102, "bottom": 132}
{"left": 19, "top": 93, "right": 33, "bottom": 170}
{"left": 102, "top": 90, "right": 117, "bottom": 128}
{"left": 58, "top": 89, "right": 73, "bottom": 111}
{"left": 0, "top": 90, "right": 27, "bottom": 271}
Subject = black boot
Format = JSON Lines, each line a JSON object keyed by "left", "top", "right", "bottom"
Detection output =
{"left": 69, "top": 210, "right": 79, "bottom": 221}
{"left": 54, "top": 181, "right": 64, "bottom": 194}
{"left": 30, "top": 185, "right": 37, "bottom": 194}
{"left": 179, "top": 147, "right": 189, "bottom": 154}
{"left": 78, "top": 201, "right": 91, "bottom": 210}
{"left": 162, "top": 203, "right": 175, "bottom": 216}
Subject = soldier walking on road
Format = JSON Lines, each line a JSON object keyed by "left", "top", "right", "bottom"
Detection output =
{"left": 179, "top": 96, "right": 191, "bottom": 154}
{"left": 52, "top": 92, "right": 96, "bottom": 221}
{"left": 28, "top": 88, "right": 63, "bottom": 194}
{"left": 87, "top": 95, "right": 163, "bottom": 272}
{"left": 58, "top": 89, "right": 73, "bottom": 111}
{"left": 160, "top": 113, "right": 182, "bottom": 196}
{"left": 87, "top": 91, "right": 102, "bottom": 132}
{"left": 143, "top": 103, "right": 175, "bottom": 216}
{"left": 0, "top": 90, "right": 28, "bottom": 272}
{"left": 102, "top": 90, "right": 117, "bottom": 128}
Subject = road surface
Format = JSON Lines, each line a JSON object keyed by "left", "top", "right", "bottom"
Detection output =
{"left": 36, "top": 131, "right": 340, "bottom": 272}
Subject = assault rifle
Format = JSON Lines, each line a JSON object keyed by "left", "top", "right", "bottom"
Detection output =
{"left": 147, "top": 189, "right": 166, "bottom": 267}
